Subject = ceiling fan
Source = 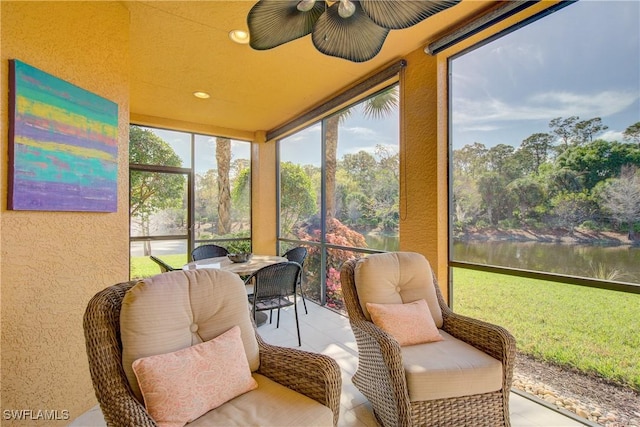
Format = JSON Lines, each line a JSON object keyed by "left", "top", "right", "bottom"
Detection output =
{"left": 247, "top": 0, "right": 461, "bottom": 63}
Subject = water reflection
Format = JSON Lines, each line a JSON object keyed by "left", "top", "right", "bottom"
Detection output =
{"left": 365, "top": 233, "right": 399, "bottom": 252}
{"left": 453, "top": 241, "right": 640, "bottom": 285}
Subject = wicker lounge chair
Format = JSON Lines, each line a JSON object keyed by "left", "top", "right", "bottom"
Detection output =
{"left": 340, "top": 252, "right": 515, "bottom": 427}
{"left": 84, "top": 269, "right": 341, "bottom": 426}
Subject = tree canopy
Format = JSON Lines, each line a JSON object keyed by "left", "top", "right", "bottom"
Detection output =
{"left": 453, "top": 117, "right": 640, "bottom": 237}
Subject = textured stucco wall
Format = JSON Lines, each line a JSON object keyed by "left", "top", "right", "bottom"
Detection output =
{"left": 1, "top": 2, "right": 130, "bottom": 424}
{"left": 400, "top": 48, "right": 450, "bottom": 299}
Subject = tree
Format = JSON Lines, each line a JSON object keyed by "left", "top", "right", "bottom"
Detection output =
{"left": 324, "top": 86, "right": 398, "bottom": 220}
{"left": 477, "top": 173, "right": 514, "bottom": 225}
{"left": 216, "top": 137, "right": 232, "bottom": 234}
{"left": 520, "top": 133, "right": 554, "bottom": 174}
{"left": 623, "top": 122, "right": 640, "bottom": 146}
{"left": 486, "top": 144, "right": 516, "bottom": 177}
{"left": 557, "top": 140, "right": 640, "bottom": 190}
{"left": 543, "top": 167, "right": 583, "bottom": 197}
{"left": 550, "top": 191, "right": 596, "bottom": 233}
{"left": 453, "top": 174, "right": 482, "bottom": 230}
{"left": 195, "top": 170, "right": 218, "bottom": 232}
{"left": 508, "top": 177, "right": 545, "bottom": 221}
{"left": 231, "top": 167, "right": 251, "bottom": 225}
{"left": 597, "top": 165, "right": 640, "bottom": 240}
{"left": 572, "top": 117, "right": 608, "bottom": 145}
{"left": 341, "top": 151, "right": 377, "bottom": 192}
{"left": 279, "top": 162, "right": 317, "bottom": 237}
{"left": 325, "top": 114, "right": 340, "bottom": 220}
{"left": 549, "top": 116, "right": 579, "bottom": 152}
{"left": 454, "top": 142, "right": 488, "bottom": 178}
{"left": 129, "top": 126, "right": 184, "bottom": 255}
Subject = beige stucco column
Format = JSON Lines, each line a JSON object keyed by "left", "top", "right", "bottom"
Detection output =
{"left": 251, "top": 131, "right": 278, "bottom": 255}
{"left": 400, "top": 48, "right": 450, "bottom": 301}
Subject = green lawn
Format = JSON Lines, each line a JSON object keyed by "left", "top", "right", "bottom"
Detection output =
{"left": 452, "top": 268, "right": 640, "bottom": 391}
{"left": 131, "top": 254, "right": 188, "bottom": 279}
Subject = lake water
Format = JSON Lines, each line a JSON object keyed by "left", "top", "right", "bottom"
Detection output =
{"left": 453, "top": 240, "right": 640, "bottom": 285}
{"left": 365, "top": 233, "right": 640, "bottom": 285}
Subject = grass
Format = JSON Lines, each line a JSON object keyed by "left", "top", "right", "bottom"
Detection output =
{"left": 452, "top": 268, "right": 640, "bottom": 391}
{"left": 131, "top": 254, "right": 188, "bottom": 279}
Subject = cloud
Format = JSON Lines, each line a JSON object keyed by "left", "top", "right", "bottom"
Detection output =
{"left": 453, "top": 90, "right": 638, "bottom": 125}
{"left": 600, "top": 130, "right": 625, "bottom": 142}
{"left": 284, "top": 123, "right": 321, "bottom": 142}
{"left": 343, "top": 126, "right": 377, "bottom": 138}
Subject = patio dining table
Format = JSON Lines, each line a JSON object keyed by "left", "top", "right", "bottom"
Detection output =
{"left": 182, "top": 254, "right": 287, "bottom": 275}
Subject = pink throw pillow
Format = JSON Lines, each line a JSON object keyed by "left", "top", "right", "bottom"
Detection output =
{"left": 366, "top": 299, "right": 443, "bottom": 346}
{"left": 132, "top": 325, "right": 258, "bottom": 427}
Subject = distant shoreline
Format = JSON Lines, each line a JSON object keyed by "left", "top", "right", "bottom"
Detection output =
{"left": 455, "top": 227, "right": 637, "bottom": 247}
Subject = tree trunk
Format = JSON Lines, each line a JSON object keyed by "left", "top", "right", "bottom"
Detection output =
{"left": 143, "top": 217, "right": 151, "bottom": 256}
{"left": 325, "top": 116, "right": 339, "bottom": 220}
{"left": 216, "top": 138, "right": 231, "bottom": 235}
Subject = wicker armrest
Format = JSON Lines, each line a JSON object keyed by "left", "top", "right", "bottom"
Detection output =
{"left": 256, "top": 335, "right": 342, "bottom": 426}
{"left": 441, "top": 306, "right": 516, "bottom": 389}
{"left": 84, "top": 283, "right": 158, "bottom": 427}
{"left": 348, "top": 318, "right": 412, "bottom": 423}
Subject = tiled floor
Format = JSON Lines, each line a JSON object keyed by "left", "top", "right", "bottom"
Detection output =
{"left": 71, "top": 301, "right": 588, "bottom": 427}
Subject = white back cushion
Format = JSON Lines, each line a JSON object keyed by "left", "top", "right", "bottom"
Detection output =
{"left": 354, "top": 252, "right": 443, "bottom": 328}
{"left": 120, "top": 269, "right": 260, "bottom": 402}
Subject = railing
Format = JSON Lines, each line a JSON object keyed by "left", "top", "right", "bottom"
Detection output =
{"left": 279, "top": 238, "right": 384, "bottom": 313}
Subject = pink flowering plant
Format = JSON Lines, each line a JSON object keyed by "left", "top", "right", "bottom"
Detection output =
{"left": 295, "top": 217, "right": 367, "bottom": 313}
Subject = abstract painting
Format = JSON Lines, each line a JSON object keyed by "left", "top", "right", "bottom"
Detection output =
{"left": 8, "top": 59, "right": 118, "bottom": 212}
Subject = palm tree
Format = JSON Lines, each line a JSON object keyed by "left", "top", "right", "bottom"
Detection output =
{"left": 216, "top": 137, "right": 231, "bottom": 235}
{"left": 324, "top": 86, "right": 399, "bottom": 219}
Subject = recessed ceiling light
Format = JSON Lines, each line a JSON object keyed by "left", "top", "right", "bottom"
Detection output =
{"left": 193, "top": 91, "right": 210, "bottom": 99}
{"left": 229, "top": 30, "right": 250, "bottom": 44}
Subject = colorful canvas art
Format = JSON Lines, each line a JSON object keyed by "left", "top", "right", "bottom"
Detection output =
{"left": 8, "top": 60, "right": 118, "bottom": 212}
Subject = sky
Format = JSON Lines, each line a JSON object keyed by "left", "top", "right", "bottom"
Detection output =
{"left": 147, "top": 127, "right": 251, "bottom": 172}
{"left": 451, "top": 0, "right": 640, "bottom": 149}
{"left": 279, "top": 103, "right": 400, "bottom": 167}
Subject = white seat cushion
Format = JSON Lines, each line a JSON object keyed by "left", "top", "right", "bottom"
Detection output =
{"left": 401, "top": 330, "right": 503, "bottom": 401}
{"left": 188, "top": 373, "right": 334, "bottom": 426}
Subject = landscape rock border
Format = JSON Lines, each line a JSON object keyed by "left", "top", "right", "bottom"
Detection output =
{"left": 514, "top": 353, "right": 639, "bottom": 427}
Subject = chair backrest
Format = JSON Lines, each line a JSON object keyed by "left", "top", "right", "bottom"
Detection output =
{"left": 191, "top": 244, "right": 229, "bottom": 261}
{"left": 248, "top": 261, "right": 301, "bottom": 300}
{"left": 149, "top": 255, "right": 176, "bottom": 272}
{"left": 340, "top": 252, "right": 444, "bottom": 328}
{"left": 85, "top": 269, "right": 259, "bottom": 406}
{"left": 283, "top": 246, "right": 307, "bottom": 266}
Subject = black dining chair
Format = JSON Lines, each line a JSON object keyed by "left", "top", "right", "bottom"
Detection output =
{"left": 191, "top": 244, "right": 229, "bottom": 261}
{"left": 283, "top": 246, "right": 308, "bottom": 314}
{"left": 244, "top": 261, "right": 302, "bottom": 346}
{"left": 149, "top": 255, "right": 178, "bottom": 273}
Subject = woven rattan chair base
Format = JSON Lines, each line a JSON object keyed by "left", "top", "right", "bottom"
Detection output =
{"left": 84, "top": 279, "right": 341, "bottom": 427}
{"left": 340, "top": 256, "right": 515, "bottom": 427}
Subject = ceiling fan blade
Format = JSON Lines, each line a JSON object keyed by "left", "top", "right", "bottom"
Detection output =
{"left": 312, "top": 1, "right": 389, "bottom": 62}
{"left": 248, "top": 0, "right": 325, "bottom": 50}
{"left": 360, "top": 0, "right": 461, "bottom": 30}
